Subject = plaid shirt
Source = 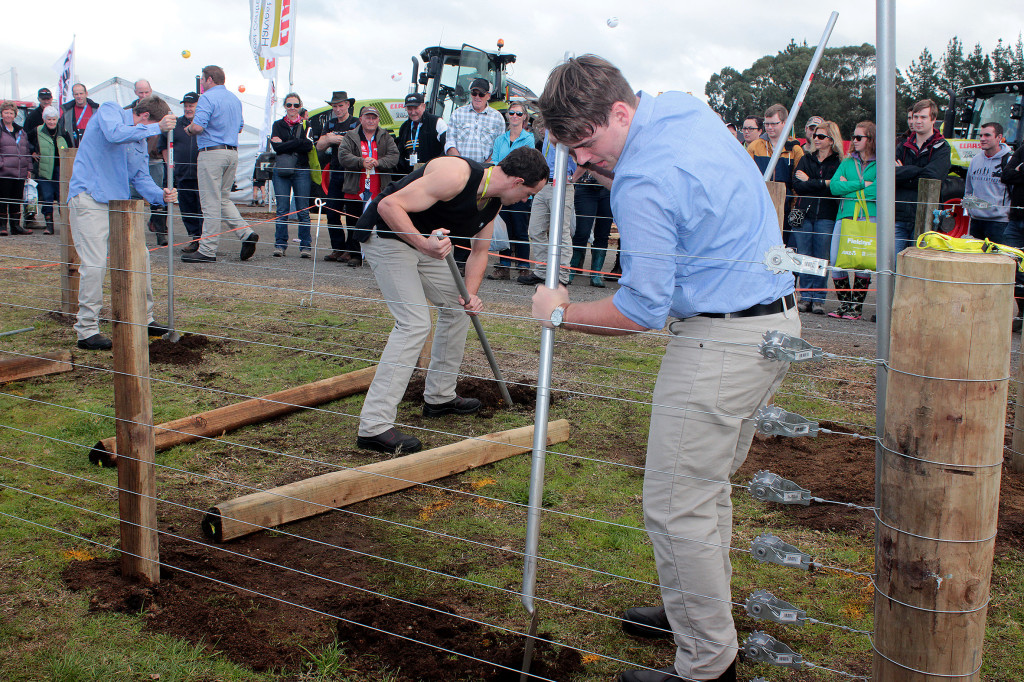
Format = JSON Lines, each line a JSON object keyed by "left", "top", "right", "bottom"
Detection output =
{"left": 444, "top": 104, "right": 506, "bottom": 163}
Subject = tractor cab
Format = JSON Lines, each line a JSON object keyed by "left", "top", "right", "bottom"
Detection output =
{"left": 413, "top": 42, "right": 533, "bottom": 121}
{"left": 943, "top": 81, "right": 1024, "bottom": 169}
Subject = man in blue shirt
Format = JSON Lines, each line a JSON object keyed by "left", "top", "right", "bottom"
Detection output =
{"left": 68, "top": 97, "right": 178, "bottom": 350}
{"left": 182, "top": 65, "right": 258, "bottom": 263}
{"left": 533, "top": 56, "right": 801, "bottom": 682}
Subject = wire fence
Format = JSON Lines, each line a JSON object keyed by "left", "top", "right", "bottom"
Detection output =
{"left": 0, "top": 173, "right": 1019, "bottom": 681}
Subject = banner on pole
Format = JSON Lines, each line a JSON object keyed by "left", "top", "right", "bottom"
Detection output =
{"left": 259, "top": 79, "right": 277, "bottom": 153}
{"left": 250, "top": 0, "right": 293, "bottom": 78}
{"left": 51, "top": 39, "right": 75, "bottom": 105}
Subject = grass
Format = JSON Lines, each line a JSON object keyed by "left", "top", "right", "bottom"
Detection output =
{"left": 0, "top": 259, "right": 1021, "bottom": 681}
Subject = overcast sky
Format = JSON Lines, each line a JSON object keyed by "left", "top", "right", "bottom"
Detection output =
{"left": 3, "top": 0, "right": 1024, "bottom": 118}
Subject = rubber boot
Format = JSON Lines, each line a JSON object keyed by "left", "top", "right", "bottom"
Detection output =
{"left": 849, "top": 276, "right": 872, "bottom": 320}
{"left": 828, "top": 278, "right": 852, "bottom": 318}
{"left": 604, "top": 250, "right": 622, "bottom": 281}
{"left": 567, "top": 249, "right": 584, "bottom": 284}
{"left": 44, "top": 213, "right": 55, "bottom": 235}
{"left": 589, "top": 249, "right": 607, "bottom": 288}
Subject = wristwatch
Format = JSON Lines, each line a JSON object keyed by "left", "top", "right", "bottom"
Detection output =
{"left": 550, "top": 304, "right": 569, "bottom": 327}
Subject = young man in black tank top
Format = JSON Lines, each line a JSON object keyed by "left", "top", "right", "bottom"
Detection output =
{"left": 355, "top": 147, "right": 549, "bottom": 454}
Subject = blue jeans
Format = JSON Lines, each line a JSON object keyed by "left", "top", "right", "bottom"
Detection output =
{"left": 793, "top": 217, "right": 832, "bottom": 302}
{"left": 1003, "top": 219, "right": 1024, "bottom": 304}
{"left": 969, "top": 218, "right": 1008, "bottom": 244}
{"left": 37, "top": 178, "right": 59, "bottom": 217}
{"left": 498, "top": 199, "right": 531, "bottom": 268}
{"left": 272, "top": 169, "right": 311, "bottom": 250}
{"left": 573, "top": 183, "right": 613, "bottom": 251}
{"left": 893, "top": 220, "right": 914, "bottom": 260}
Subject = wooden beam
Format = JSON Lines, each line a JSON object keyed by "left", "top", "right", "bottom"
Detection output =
{"left": 58, "top": 148, "right": 79, "bottom": 316}
{"left": 1013, "top": 331, "right": 1024, "bottom": 473}
{"left": 90, "top": 365, "right": 376, "bottom": 466}
{"left": 873, "top": 248, "right": 1013, "bottom": 681}
{"left": 913, "top": 177, "right": 942, "bottom": 246}
{"left": 203, "top": 420, "right": 570, "bottom": 543}
{"left": 765, "top": 180, "right": 786, "bottom": 235}
{"left": 0, "top": 351, "right": 73, "bottom": 384}
{"left": 109, "top": 199, "right": 159, "bottom": 584}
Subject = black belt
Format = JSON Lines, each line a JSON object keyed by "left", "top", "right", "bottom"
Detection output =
{"left": 199, "top": 144, "right": 237, "bottom": 152}
{"left": 698, "top": 294, "right": 796, "bottom": 319}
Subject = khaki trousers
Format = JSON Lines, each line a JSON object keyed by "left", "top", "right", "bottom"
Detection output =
{"left": 527, "top": 182, "right": 574, "bottom": 283}
{"left": 196, "top": 149, "right": 253, "bottom": 257}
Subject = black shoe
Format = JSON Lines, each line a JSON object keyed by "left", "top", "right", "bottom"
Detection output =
{"left": 77, "top": 334, "right": 112, "bottom": 351}
{"left": 347, "top": 256, "right": 363, "bottom": 267}
{"left": 422, "top": 396, "right": 482, "bottom": 418}
{"left": 356, "top": 428, "right": 422, "bottom": 455}
{"left": 240, "top": 233, "right": 259, "bottom": 261}
{"left": 619, "top": 660, "right": 736, "bottom": 682}
{"left": 148, "top": 322, "right": 170, "bottom": 337}
{"left": 181, "top": 240, "right": 200, "bottom": 254}
{"left": 156, "top": 233, "right": 167, "bottom": 246}
{"left": 517, "top": 272, "right": 544, "bottom": 285}
{"left": 181, "top": 252, "right": 217, "bottom": 263}
{"left": 622, "top": 606, "right": 672, "bottom": 639}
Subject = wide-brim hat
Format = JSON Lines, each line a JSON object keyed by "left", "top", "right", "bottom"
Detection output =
{"left": 326, "top": 91, "right": 355, "bottom": 106}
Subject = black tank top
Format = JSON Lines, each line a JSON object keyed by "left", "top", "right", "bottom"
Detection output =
{"left": 356, "top": 157, "right": 501, "bottom": 244}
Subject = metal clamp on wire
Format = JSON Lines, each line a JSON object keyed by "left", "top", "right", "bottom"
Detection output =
{"left": 750, "top": 533, "right": 814, "bottom": 571}
{"left": 749, "top": 470, "right": 811, "bottom": 506}
{"left": 745, "top": 590, "right": 807, "bottom": 626}
{"left": 743, "top": 631, "right": 804, "bottom": 670}
{"left": 759, "top": 330, "right": 824, "bottom": 363}
{"left": 763, "top": 245, "right": 829, "bottom": 277}
{"left": 754, "top": 406, "right": 819, "bottom": 438}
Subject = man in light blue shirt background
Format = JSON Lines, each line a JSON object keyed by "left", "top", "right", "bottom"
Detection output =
{"left": 533, "top": 55, "right": 800, "bottom": 682}
{"left": 183, "top": 65, "right": 258, "bottom": 263}
{"left": 68, "top": 97, "right": 177, "bottom": 350}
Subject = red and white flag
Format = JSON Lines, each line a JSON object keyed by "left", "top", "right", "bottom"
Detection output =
{"left": 51, "top": 39, "right": 75, "bottom": 105}
{"left": 249, "top": 0, "right": 293, "bottom": 78}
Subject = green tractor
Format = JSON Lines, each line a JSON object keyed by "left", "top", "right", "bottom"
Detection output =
{"left": 328, "top": 41, "right": 537, "bottom": 134}
{"left": 943, "top": 80, "right": 1023, "bottom": 171}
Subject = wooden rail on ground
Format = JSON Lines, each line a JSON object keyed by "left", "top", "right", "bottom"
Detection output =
{"left": 109, "top": 199, "right": 159, "bottom": 583}
{"left": 58, "top": 148, "right": 79, "bottom": 316}
{"left": 203, "top": 420, "right": 570, "bottom": 543}
{"left": 0, "top": 351, "right": 72, "bottom": 384}
{"left": 873, "top": 248, "right": 1013, "bottom": 681}
{"left": 90, "top": 365, "right": 377, "bottom": 466}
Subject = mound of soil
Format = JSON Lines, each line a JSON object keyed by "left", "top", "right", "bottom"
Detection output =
{"left": 149, "top": 334, "right": 213, "bottom": 366}
{"left": 62, "top": 522, "right": 581, "bottom": 680}
{"left": 403, "top": 374, "right": 548, "bottom": 413}
{"left": 737, "top": 422, "right": 1024, "bottom": 553}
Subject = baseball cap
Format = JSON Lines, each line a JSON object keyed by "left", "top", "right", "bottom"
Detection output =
{"left": 805, "top": 116, "right": 824, "bottom": 129}
{"left": 469, "top": 78, "right": 490, "bottom": 94}
{"left": 359, "top": 106, "right": 379, "bottom": 117}
{"left": 404, "top": 93, "right": 425, "bottom": 107}
{"left": 38, "top": 88, "right": 52, "bottom": 98}
{"left": 181, "top": 92, "right": 200, "bottom": 104}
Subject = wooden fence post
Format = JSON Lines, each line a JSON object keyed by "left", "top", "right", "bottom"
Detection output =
{"left": 912, "top": 177, "right": 942, "bottom": 244}
{"left": 765, "top": 180, "right": 787, "bottom": 235}
{"left": 109, "top": 199, "right": 159, "bottom": 584}
{"left": 873, "top": 248, "right": 1013, "bottom": 681}
{"left": 58, "top": 148, "right": 79, "bottom": 316}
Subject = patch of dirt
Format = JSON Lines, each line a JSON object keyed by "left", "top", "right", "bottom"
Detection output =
{"left": 737, "top": 421, "right": 1024, "bottom": 553}
{"left": 149, "top": 334, "right": 214, "bottom": 366}
{"left": 62, "top": 518, "right": 582, "bottom": 680}
{"left": 402, "top": 374, "right": 551, "bottom": 414}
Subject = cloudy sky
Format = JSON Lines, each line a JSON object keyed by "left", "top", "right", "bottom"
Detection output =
{"left": 3, "top": 0, "right": 1024, "bottom": 118}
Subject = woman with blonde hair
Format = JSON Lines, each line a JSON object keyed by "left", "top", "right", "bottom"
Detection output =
{"left": 792, "top": 119, "right": 844, "bottom": 314}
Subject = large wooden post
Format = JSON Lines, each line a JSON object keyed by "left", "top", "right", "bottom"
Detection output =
{"left": 109, "top": 199, "right": 159, "bottom": 584}
{"left": 58, "top": 148, "right": 79, "bottom": 316}
{"left": 765, "top": 180, "right": 787, "bottom": 235}
{"left": 874, "top": 249, "right": 1013, "bottom": 681}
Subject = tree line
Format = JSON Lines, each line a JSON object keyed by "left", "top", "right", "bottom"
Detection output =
{"left": 705, "top": 35, "right": 1024, "bottom": 137}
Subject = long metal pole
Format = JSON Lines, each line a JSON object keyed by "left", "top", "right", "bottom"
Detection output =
{"left": 762, "top": 11, "right": 839, "bottom": 181}
{"left": 432, "top": 232, "right": 514, "bottom": 407}
{"left": 164, "top": 131, "right": 180, "bottom": 342}
{"left": 874, "top": 1, "right": 895, "bottom": 506}
{"left": 519, "top": 141, "right": 569, "bottom": 681}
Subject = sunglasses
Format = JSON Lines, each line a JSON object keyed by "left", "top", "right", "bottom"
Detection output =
{"left": 508, "top": 111, "right": 525, "bottom": 117}
{"left": 284, "top": 102, "right": 302, "bottom": 108}
{"left": 470, "top": 90, "right": 487, "bottom": 97}
{"left": 851, "top": 134, "right": 871, "bottom": 141}
{"left": 813, "top": 133, "right": 832, "bottom": 140}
